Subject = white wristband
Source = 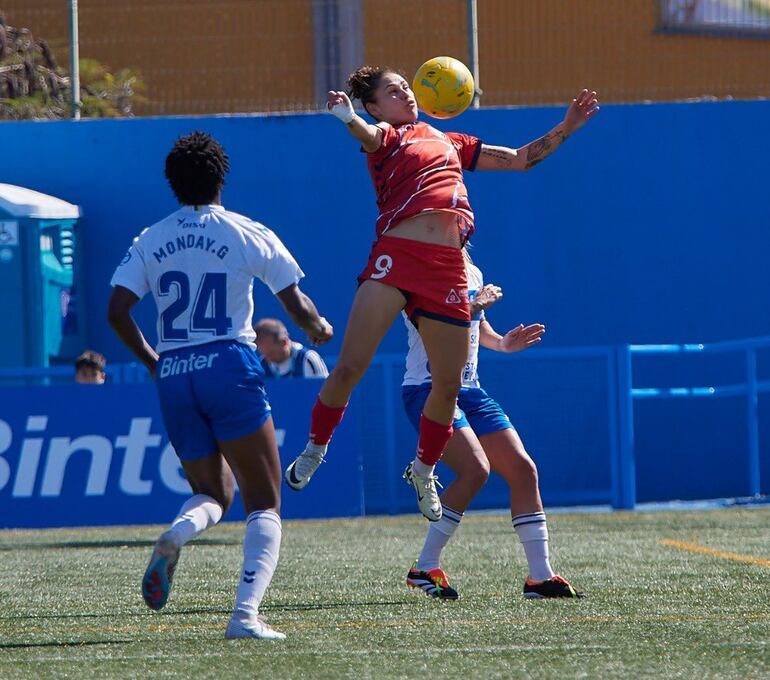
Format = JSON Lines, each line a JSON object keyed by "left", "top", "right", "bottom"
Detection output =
{"left": 329, "top": 102, "right": 355, "bottom": 124}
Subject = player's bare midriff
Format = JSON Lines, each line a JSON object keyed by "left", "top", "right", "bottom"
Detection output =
{"left": 385, "top": 210, "right": 466, "bottom": 249}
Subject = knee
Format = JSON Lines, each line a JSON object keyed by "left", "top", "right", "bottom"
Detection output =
{"left": 458, "top": 453, "right": 490, "bottom": 491}
{"left": 513, "top": 450, "right": 539, "bottom": 486}
{"left": 430, "top": 376, "right": 462, "bottom": 405}
{"left": 331, "top": 360, "right": 366, "bottom": 388}
{"left": 468, "top": 457, "right": 491, "bottom": 489}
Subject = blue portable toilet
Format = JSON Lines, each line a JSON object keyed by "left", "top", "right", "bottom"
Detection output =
{"left": 0, "top": 184, "right": 85, "bottom": 368}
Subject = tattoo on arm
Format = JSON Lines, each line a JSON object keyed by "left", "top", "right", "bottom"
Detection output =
{"left": 480, "top": 126, "right": 569, "bottom": 170}
{"left": 525, "top": 129, "right": 567, "bottom": 168}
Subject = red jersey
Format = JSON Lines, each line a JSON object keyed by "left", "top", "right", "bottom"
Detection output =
{"left": 366, "top": 121, "right": 482, "bottom": 239}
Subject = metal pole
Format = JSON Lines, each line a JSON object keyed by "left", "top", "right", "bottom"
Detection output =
{"left": 68, "top": 0, "right": 81, "bottom": 120}
{"left": 606, "top": 347, "right": 621, "bottom": 507}
{"left": 614, "top": 345, "right": 637, "bottom": 510}
{"left": 466, "top": 0, "right": 480, "bottom": 108}
{"left": 381, "top": 358, "right": 399, "bottom": 515}
{"left": 746, "top": 348, "right": 760, "bottom": 497}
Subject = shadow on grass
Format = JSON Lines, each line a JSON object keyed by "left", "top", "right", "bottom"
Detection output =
{"left": 264, "top": 600, "right": 413, "bottom": 612}
{"left": 0, "top": 602, "right": 411, "bottom": 621}
{"left": 0, "top": 607, "right": 234, "bottom": 621}
{"left": 0, "top": 538, "right": 240, "bottom": 551}
{"left": 0, "top": 639, "right": 130, "bottom": 649}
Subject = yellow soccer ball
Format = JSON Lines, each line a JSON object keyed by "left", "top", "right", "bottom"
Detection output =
{"left": 412, "top": 56, "right": 475, "bottom": 119}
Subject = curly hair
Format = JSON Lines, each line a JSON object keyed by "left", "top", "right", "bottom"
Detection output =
{"left": 165, "top": 131, "right": 230, "bottom": 206}
{"left": 346, "top": 65, "right": 398, "bottom": 114}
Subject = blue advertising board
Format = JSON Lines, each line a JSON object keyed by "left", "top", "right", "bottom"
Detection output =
{"left": 4, "top": 101, "right": 770, "bottom": 366}
{"left": 0, "top": 380, "right": 363, "bottom": 528}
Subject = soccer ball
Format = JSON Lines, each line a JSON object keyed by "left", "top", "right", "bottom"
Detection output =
{"left": 412, "top": 56, "right": 475, "bottom": 119}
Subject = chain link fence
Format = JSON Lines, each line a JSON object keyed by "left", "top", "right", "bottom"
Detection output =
{"left": 2, "top": 0, "right": 770, "bottom": 117}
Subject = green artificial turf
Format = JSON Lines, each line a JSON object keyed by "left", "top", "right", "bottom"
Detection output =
{"left": 1, "top": 508, "right": 768, "bottom": 679}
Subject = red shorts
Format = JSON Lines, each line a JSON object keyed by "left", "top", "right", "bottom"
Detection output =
{"left": 357, "top": 236, "right": 470, "bottom": 326}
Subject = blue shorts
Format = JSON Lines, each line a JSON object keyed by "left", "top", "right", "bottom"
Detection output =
{"left": 402, "top": 384, "right": 514, "bottom": 437}
{"left": 155, "top": 340, "right": 271, "bottom": 461}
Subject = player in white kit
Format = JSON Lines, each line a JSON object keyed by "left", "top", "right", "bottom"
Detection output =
{"left": 108, "top": 131, "right": 332, "bottom": 639}
{"left": 401, "top": 255, "right": 582, "bottom": 599}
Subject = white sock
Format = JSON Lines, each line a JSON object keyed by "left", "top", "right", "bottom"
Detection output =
{"left": 165, "top": 494, "right": 223, "bottom": 547}
{"left": 512, "top": 512, "right": 555, "bottom": 582}
{"left": 233, "top": 510, "right": 282, "bottom": 621}
{"left": 411, "top": 459, "right": 435, "bottom": 477}
{"left": 414, "top": 505, "right": 463, "bottom": 571}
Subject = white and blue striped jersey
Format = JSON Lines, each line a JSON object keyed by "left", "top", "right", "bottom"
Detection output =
{"left": 402, "top": 262, "right": 484, "bottom": 388}
{"left": 111, "top": 204, "right": 304, "bottom": 353}
{"left": 261, "top": 341, "right": 330, "bottom": 378}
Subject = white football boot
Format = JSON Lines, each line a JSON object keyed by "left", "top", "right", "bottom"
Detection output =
{"left": 403, "top": 462, "right": 442, "bottom": 522}
{"left": 284, "top": 443, "right": 327, "bottom": 490}
{"left": 225, "top": 616, "right": 286, "bottom": 640}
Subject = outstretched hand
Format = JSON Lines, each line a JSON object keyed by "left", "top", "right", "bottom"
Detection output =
{"left": 327, "top": 90, "right": 352, "bottom": 110}
{"left": 472, "top": 284, "right": 503, "bottom": 314}
{"left": 498, "top": 323, "right": 545, "bottom": 353}
{"left": 562, "top": 89, "right": 599, "bottom": 135}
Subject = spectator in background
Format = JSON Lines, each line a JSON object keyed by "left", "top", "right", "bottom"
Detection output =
{"left": 74, "top": 350, "right": 106, "bottom": 384}
{"left": 254, "top": 318, "right": 329, "bottom": 379}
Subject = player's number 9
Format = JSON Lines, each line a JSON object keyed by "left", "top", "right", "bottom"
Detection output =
{"left": 370, "top": 254, "right": 393, "bottom": 280}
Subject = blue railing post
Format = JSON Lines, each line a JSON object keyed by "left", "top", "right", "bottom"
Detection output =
{"left": 380, "top": 358, "right": 399, "bottom": 514}
{"left": 606, "top": 346, "right": 621, "bottom": 507}
{"left": 746, "top": 348, "right": 761, "bottom": 497}
{"left": 613, "top": 345, "right": 636, "bottom": 509}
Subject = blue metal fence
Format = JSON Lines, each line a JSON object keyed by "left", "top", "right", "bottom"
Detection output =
{"left": 1, "top": 337, "right": 767, "bottom": 513}
{"left": 0, "top": 362, "right": 149, "bottom": 385}
{"left": 615, "top": 335, "right": 770, "bottom": 509}
{"left": 359, "top": 348, "right": 618, "bottom": 514}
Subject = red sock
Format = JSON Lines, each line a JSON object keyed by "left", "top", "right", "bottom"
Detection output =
{"left": 309, "top": 398, "right": 347, "bottom": 445}
{"left": 416, "top": 414, "right": 453, "bottom": 466}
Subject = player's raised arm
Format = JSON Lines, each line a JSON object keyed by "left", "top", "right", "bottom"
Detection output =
{"left": 275, "top": 283, "right": 333, "bottom": 346}
{"left": 475, "top": 89, "right": 600, "bottom": 171}
{"left": 327, "top": 90, "right": 383, "bottom": 153}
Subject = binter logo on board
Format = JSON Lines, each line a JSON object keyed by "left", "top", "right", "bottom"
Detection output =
{"left": 0, "top": 416, "right": 286, "bottom": 499}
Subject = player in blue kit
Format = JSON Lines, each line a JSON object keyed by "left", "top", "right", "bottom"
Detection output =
{"left": 108, "top": 131, "right": 332, "bottom": 640}
{"left": 401, "top": 255, "right": 583, "bottom": 600}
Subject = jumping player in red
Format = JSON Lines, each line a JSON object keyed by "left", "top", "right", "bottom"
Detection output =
{"left": 285, "top": 66, "right": 599, "bottom": 521}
